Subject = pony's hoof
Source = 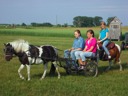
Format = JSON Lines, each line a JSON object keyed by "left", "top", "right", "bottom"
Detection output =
{"left": 28, "top": 79, "right": 30, "bottom": 81}
{"left": 20, "top": 77, "right": 25, "bottom": 80}
{"left": 40, "top": 78, "right": 44, "bottom": 80}
{"left": 58, "top": 76, "right": 60, "bottom": 79}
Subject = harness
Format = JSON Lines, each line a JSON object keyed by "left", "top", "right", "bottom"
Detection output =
{"left": 26, "top": 46, "right": 59, "bottom": 64}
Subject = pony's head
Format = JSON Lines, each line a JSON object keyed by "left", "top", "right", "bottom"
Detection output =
{"left": 97, "top": 39, "right": 103, "bottom": 50}
{"left": 3, "top": 39, "right": 29, "bottom": 61}
{"left": 4, "top": 43, "right": 14, "bottom": 61}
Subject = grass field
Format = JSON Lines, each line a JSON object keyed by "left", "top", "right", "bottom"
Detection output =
{"left": 0, "top": 27, "right": 128, "bottom": 96}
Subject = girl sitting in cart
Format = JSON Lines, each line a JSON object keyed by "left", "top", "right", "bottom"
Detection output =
{"left": 64, "top": 30, "right": 85, "bottom": 68}
{"left": 75, "top": 29, "right": 97, "bottom": 69}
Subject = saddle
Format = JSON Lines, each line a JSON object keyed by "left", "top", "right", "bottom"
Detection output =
{"left": 106, "top": 42, "right": 115, "bottom": 50}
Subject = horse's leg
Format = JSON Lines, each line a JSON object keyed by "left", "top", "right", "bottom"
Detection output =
{"left": 40, "top": 63, "right": 48, "bottom": 80}
{"left": 115, "top": 53, "right": 122, "bottom": 71}
{"left": 18, "top": 64, "right": 25, "bottom": 80}
{"left": 118, "top": 58, "right": 123, "bottom": 71}
{"left": 114, "top": 53, "right": 122, "bottom": 71}
{"left": 53, "top": 61, "right": 61, "bottom": 79}
{"left": 26, "top": 64, "right": 31, "bottom": 81}
{"left": 106, "top": 60, "right": 112, "bottom": 71}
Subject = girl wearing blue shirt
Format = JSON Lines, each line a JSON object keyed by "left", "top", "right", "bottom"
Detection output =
{"left": 64, "top": 30, "right": 85, "bottom": 66}
{"left": 98, "top": 21, "right": 111, "bottom": 59}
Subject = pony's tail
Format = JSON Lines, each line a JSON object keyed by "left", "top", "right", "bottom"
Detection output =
{"left": 114, "top": 44, "right": 121, "bottom": 64}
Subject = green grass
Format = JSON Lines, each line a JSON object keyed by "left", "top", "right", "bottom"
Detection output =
{"left": 0, "top": 27, "right": 101, "bottom": 38}
{"left": 0, "top": 27, "right": 128, "bottom": 96}
{"left": 0, "top": 26, "right": 128, "bottom": 39}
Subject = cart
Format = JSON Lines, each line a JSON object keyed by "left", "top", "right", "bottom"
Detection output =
{"left": 57, "top": 53, "right": 99, "bottom": 77}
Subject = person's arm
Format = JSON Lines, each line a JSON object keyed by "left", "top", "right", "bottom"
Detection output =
{"left": 72, "top": 38, "right": 85, "bottom": 51}
{"left": 98, "top": 29, "right": 109, "bottom": 43}
{"left": 75, "top": 48, "right": 82, "bottom": 51}
{"left": 98, "top": 34, "right": 101, "bottom": 40}
{"left": 69, "top": 40, "right": 75, "bottom": 51}
{"left": 83, "top": 46, "right": 87, "bottom": 52}
{"left": 86, "top": 46, "right": 94, "bottom": 52}
{"left": 100, "top": 32, "right": 109, "bottom": 42}
{"left": 69, "top": 48, "right": 74, "bottom": 51}
{"left": 70, "top": 47, "right": 82, "bottom": 51}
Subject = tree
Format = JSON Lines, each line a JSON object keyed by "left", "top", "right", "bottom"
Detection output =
{"left": 31, "top": 22, "right": 53, "bottom": 27}
{"left": 73, "top": 16, "right": 82, "bottom": 27}
{"left": 21, "top": 23, "right": 27, "bottom": 26}
{"left": 73, "top": 16, "right": 96, "bottom": 27}
{"left": 31, "top": 22, "right": 37, "bottom": 27}
{"left": 93, "top": 16, "right": 103, "bottom": 26}
{"left": 107, "top": 17, "right": 115, "bottom": 26}
{"left": 56, "top": 24, "right": 62, "bottom": 27}
{"left": 41, "top": 23, "right": 53, "bottom": 27}
{"left": 62, "top": 23, "right": 68, "bottom": 27}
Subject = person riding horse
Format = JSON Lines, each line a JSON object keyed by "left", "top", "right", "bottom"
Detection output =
{"left": 97, "top": 21, "right": 122, "bottom": 71}
{"left": 97, "top": 21, "right": 111, "bottom": 59}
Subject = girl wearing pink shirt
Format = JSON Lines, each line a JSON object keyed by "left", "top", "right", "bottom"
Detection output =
{"left": 75, "top": 29, "right": 97, "bottom": 69}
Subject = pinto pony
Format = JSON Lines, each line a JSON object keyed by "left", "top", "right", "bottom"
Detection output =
{"left": 4, "top": 40, "right": 60, "bottom": 81}
{"left": 97, "top": 40, "right": 122, "bottom": 71}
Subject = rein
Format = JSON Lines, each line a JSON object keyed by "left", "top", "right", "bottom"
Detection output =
{"left": 4, "top": 54, "right": 16, "bottom": 57}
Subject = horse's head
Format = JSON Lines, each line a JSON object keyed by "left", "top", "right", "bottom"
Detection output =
{"left": 97, "top": 39, "right": 103, "bottom": 50}
{"left": 4, "top": 43, "right": 14, "bottom": 61}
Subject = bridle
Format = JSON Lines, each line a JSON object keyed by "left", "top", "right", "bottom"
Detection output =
{"left": 4, "top": 53, "right": 16, "bottom": 58}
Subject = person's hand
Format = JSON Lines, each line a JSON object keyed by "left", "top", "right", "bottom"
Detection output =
{"left": 97, "top": 41, "right": 101, "bottom": 43}
{"left": 69, "top": 49, "right": 73, "bottom": 52}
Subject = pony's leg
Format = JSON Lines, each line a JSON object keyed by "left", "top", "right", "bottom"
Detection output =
{"left": 106, "top": 60, "right": 112, "bottom": 71}
{"left": 40, "top": 63, "right": 48, "bottom": 80}
{"left": 53, "top": 61, "right": 61, "bottom": 79}
{"left": 18, "top": 64, "right": 25, "bottom": 80}
{"left": 118, "top": 58, "right": 123, "bottom": 71}
{"left": 26, "top": 64, "right": 31, "bottom": 81}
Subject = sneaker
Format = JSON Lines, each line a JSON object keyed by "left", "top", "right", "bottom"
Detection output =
{"left": 81, "top": 66, "right": 85, "bottom": 70}
{"left": 108, "top": 55, "right": 111, "bottom": 59}
{"left": 78, "top": 66, "right": 85, "bottom": 70}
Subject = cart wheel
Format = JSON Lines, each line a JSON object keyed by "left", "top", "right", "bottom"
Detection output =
{"left": 84, "top": 61, "right": 98, "bottom": 77}
{"left": 121, "top": 42, "right": 125, "bottom": 50}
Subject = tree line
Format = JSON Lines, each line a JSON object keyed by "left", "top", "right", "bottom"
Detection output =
{"left": 29, "top": 16, "right": 115, "bottom": 27}
{"left": 73, "top": 16, "right": 115, "bottom": 27}
{"left": 0, "top": 16, "right": 115, "bottom": 28}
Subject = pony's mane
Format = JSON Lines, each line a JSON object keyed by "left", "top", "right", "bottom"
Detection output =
{"left": 9, "top": 39, "right": 29, "bottom": 53}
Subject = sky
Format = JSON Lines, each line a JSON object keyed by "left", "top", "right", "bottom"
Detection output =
{"left": 0, "top": 0, "right": 128, "bottom": 26}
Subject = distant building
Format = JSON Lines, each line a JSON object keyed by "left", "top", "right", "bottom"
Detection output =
{"left": 109, "top": 17, "right": 122, "bottom": 41}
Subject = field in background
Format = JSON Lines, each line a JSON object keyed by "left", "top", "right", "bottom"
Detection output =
{"left": 0, "top": 26, "right": 128, "bottom": 38}
{"left": 0, "top": 27, "right": 128, "bottom": 96}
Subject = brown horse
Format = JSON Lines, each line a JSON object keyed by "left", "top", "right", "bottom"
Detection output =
{"left": 97, "top": 40, "right": 122, "bottom": 71}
